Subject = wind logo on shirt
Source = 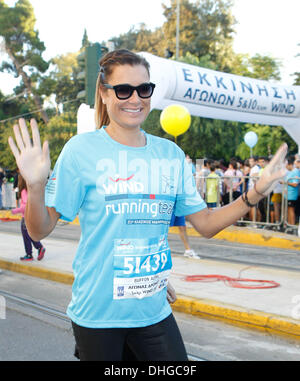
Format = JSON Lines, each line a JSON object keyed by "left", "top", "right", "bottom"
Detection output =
{"left": 95, "top": 152, "right": 187, "bottom": 197}
{"left": 102, "top": 173, "right": 144, "bottom": 195}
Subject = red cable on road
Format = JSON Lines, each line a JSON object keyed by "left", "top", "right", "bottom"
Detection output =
{"left": 183, "top": 274, "right": 280, "bottom": 289}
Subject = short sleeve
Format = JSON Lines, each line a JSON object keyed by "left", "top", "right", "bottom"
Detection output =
{"left": 45, "top": 142, "right": 86, "bottom": 222}
{"left": 174, "top": 155, "right": 207, "bottom": 217}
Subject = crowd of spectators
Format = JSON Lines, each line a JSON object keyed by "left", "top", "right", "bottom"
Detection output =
{"left": 194, "top": 154, "right": 300, "bottom": 234}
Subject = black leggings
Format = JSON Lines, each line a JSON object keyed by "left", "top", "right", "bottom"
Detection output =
{"left": 72, "top": 313, "right": 188, "bottom": 361}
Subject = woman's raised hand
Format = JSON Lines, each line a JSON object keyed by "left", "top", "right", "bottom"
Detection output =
{"left": 256, "top": 143, "right": 288, "bottom": 196}
{"left": 8, "top": 118, "right": 51, "bottom": 187}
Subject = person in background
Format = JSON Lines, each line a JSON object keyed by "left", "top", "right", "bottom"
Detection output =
{"left": 248, "top": 156, "right": 261, "bottom": 222}
{"left": 294, "top": 158, "right": 300, "bottom": 222}
{"left": 169, "top": 212, "right": 200, "bottom": 259}
{"left": 242, "top": 159, "right": 251, "bottom": 192}
{"left": 257, "top": 156, "right": 269, "bottom": 222}
{"left": 270, "top": 178, "right": 283, "bottom": 228}
{"left": 205, "top": 163, "right": 220, "bottom": 209}
{"left": 214, "top": 160, "right": 224, "bottom": 205}
{"left": 169, "top": 154, "right": 200, "bottom": 259}
{"left": 197, "top": 159, "right": 211, "bottom": 200}
{"left": 11, "top": 173, "right": 46, "bottom": 261}
{"left": 223, "top": 159, "right": 243, "bottom": 205}
{"left": 185, "top": 154, "right": 196, "bottom": 177}
{"left": 284, "top": 157, "right": 300, "bottom": 226}
{"left": 0, "top": 167, "right": 5, "bottom": 210}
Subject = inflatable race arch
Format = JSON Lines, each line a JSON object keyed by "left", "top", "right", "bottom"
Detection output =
{"left": 77, "top": 52, "right": 300, "bottom": 148}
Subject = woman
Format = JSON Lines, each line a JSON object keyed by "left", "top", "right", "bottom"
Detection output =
{"left": 11, "top": 173, "right": 46, "bottom": 261}
{"left": 8, "top": 49, "right": 287, "bottom": 361}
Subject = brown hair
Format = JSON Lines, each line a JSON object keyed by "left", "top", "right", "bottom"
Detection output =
{"left": 94, "top": 49, "right": 150, "bottom": 129}
{"left": 17, "top": 173, "right": 27, "bottom": 199}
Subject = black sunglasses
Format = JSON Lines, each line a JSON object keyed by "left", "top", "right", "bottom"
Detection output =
{"left": 102, "top": 82, "right": 156, "bottom": 100}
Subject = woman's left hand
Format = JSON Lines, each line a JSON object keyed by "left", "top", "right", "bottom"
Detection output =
{"left": 167, "top": 282, "right": 177, "bottom": 304}
{"left": 256, "top": 143, "right": 288, "bottom": 196}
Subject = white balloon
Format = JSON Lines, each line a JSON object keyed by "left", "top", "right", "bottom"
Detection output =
{"left": 244, "top": 131, "right": 258, "bottom": 148}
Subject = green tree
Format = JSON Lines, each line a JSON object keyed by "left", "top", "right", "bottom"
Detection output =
{"left": 248, "top": 54, "right": 281, "bottom": 81}
{"left": 110, "top": 26, "right": 142, "bottom": 51}
{"left": 177, "top": 52, "right": 217, "bottom": 70}
{"left": 235, "top": 124, "right": 297, "bottom": 160}
{"left": 0, "top": 90, "right": 34, "bottom": 169}
{"left": 42, "top": 52, "right": 80, "bottom": 112}
{"left": 82, "top": 28, "right": 90, "bottom": 49}
{"left": 231, "top": 53, "right": 281, "bottom": 80}
{"left": 161, "top": 0, "right": 236, "bottom": 71}
{"left": 292, "top": 43, "right": 300, "bottom": 85}
{"left": 41, "top": 112, "right": 77, "bottom": 166}
{"left": 0, "top": 0, "right": 50, "bottom": 123}
{"left": 110, "top": 0, "right": 237, "bottom": 72}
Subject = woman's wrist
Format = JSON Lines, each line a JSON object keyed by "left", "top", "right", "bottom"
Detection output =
{"left": 247, "top": 188, "right": 264, "bottom": 205}
{"left": 27, "top": 182, "right": 46, "bottom": 193}
{"left": 253, "top": 182, "right": 265, "bottom": 197}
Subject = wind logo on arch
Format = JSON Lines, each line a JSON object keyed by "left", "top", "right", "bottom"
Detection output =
{"left": 102, "top": 173, "right": 144, "bottom": 195}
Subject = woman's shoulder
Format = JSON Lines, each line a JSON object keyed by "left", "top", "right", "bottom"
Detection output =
{"left": 61, "top": 131, "right": 102, "bottom": 155}
{"left": 66, "top": 131, "right": 100, "bottom": 145}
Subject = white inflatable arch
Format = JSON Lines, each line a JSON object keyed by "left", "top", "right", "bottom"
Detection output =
{"left": 77, "top": 52, "right": 300, "bottom": 149}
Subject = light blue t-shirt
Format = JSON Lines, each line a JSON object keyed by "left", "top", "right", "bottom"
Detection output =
{"left": 45, "top": 127, "right": 207, "bottom": 328}
{"left": 285, "top": 168, "right": 300, "bottom": 201}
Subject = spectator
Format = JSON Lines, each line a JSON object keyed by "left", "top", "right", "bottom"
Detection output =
{"left": 185, "top": 154, "right": 196, "bottom": 176}
{"left": 214, "top": 161, "right": 224, "bottom": 204}
{"left": 11, "top": 173, "right": 46, "bottom": 261}
{"left": 270, "top": 181, "right": 283, "bottom": 227}
{"left": 257, "top": 156, "right": 269, "bottom": 222}
{"left": 294, "top": 158, "right": 300, "bottom": 222}
{"left": 0, "top": 167, "right": 5, "bottom": 210}
{"left": 242, "top": 159, "right": 251, "bottom": 193}
{"left": 205, "top": 163, "right": 220, "bottom": 209}
{"left": 218, "top": 158, "right": 227, "bottom": 172}
{"left": 169, "top": 213, "right": 200, "bottom": 259}
{"left": 197, "top": 159, "right": 211, "bottom": 199}
{"left": 223, "top": 159, "right": 243, "bottom": 205}
{"left": 285, "top": 157, "right": 299, "bottom": 226}
{"left": 1, "top": 169, "right": 17, "bottom": 209}
{"left": 248, "top": 156, "right": 261, "bottom": 222}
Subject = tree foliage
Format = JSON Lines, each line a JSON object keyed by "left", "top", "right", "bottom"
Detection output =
{"left": 0, "top": 0, "right": 50, "bottom": 123}
{"left": 0, "top": 0, "right": 297, "bottom": 170}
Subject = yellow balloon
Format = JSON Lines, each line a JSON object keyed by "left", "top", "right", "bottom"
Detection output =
{"left": 160, "top": 104, "right": 191, "bottom": 138}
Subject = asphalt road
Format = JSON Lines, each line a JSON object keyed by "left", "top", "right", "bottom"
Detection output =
{"left": 1, "top": 260, "right": 300, "bottom": 361}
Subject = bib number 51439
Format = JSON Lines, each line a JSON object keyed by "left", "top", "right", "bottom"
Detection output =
{"left": 123, "top": 252, "right": 168, "bottom": 275}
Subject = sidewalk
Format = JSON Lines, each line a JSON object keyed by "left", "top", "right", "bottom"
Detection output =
{"left": 1, "top": 213, "right": 300, "bottom": 341}
{"left": 2, "top": 209, "right": 300, "bottom": 251}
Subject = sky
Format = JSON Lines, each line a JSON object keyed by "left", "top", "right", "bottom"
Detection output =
{"left": 0, "top": 0, "right": 299, "bottom": 95}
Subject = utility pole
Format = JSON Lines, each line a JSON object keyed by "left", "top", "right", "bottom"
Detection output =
{"left": 176, "top": 0, "right": 180, "bottom": 60}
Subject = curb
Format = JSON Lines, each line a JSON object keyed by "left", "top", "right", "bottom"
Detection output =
{"left": 169, "top": 225, "right": 300, "bottom": 251}
{"left": 172, "top": 295, "right": 300, "bottom": 341}
{"left": 1, "top": 257, "right": 299, "bottom": 341}
{"left": 0, "top": 258, "right": 73, "bottom": 285}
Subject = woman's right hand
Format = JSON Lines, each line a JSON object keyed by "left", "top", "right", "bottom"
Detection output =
{"left": 8, "top": 118, "right": 51, "bottom": 187}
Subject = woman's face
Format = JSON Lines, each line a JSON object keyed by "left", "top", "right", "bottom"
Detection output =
{"left": 100, "top": 64, "right": 151, "bottom": 130}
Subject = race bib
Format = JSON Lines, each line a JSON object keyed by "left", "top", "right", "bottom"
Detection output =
{"left": 113, "top": 235, "right": 172, "bottom": 300}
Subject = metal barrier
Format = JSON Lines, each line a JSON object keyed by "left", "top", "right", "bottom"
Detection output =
{"left": 195, "top": 174, "right": 299, "bottom": 235}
